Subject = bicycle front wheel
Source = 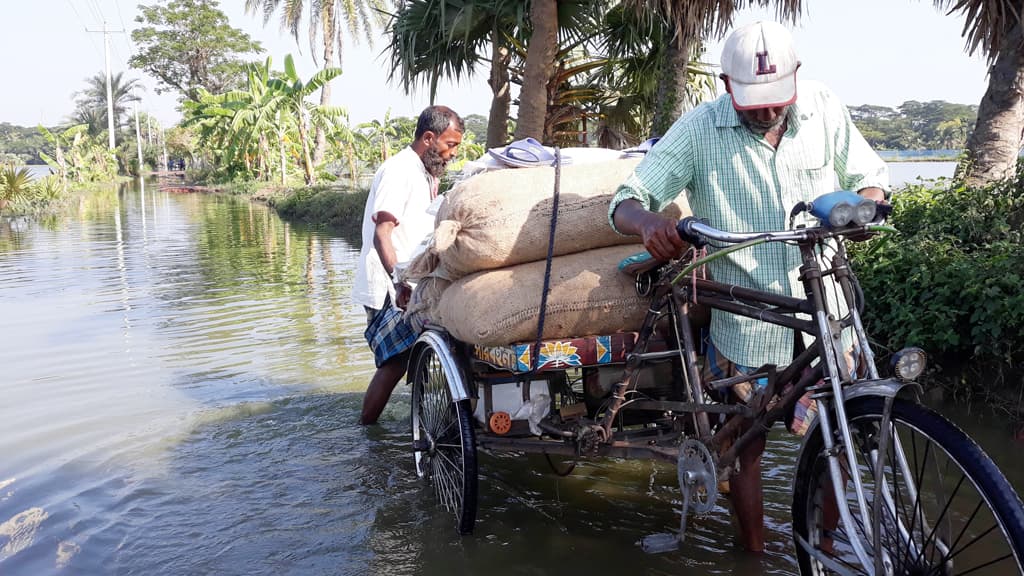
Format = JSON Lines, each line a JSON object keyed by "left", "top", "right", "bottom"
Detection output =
{"left": 792, "top": 397, "right": 1024, "bottom": 575}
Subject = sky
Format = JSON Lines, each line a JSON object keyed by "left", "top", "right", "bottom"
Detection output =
{"left": 0, "top": 0, "right": 992, "bottom": 131}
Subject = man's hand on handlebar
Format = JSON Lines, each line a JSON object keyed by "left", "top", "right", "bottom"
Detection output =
{"left": 612, "top": 199, "right": 686, "bottom": 260}
{"left": 641, "top": 215, "right": 687, "bottom": 260}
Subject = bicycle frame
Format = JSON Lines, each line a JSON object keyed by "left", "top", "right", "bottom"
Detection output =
{"left": 599, "top": 226, "right": 920, "bottom": 574}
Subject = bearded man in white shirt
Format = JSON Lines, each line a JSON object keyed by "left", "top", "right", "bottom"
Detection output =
{"left": 352, "top": 106, "right": 463, "bottom": 425}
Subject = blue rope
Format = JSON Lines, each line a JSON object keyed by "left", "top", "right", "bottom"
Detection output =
{"left": 530, "top": 148, "right": 561, "bottom": 375}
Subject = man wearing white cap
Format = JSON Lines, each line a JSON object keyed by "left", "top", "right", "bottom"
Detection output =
{"left": 609, "top": 21, "right": 889, "bottom": 551}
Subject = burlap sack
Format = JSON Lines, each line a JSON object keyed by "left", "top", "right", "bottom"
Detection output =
{"left": 434, "top": 244, "right": 652, "bottom": 346}
{"left": 432, "top": 159, "right": 690, "bottom": 278}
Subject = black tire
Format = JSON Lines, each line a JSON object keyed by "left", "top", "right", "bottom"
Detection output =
{"left": 410, "top": 341, "right": 478, "bottom": 535}
{"left": 792, "top": 396, "right": 1024, "bottom": 575}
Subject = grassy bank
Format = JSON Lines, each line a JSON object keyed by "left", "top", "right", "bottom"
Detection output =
{"left": 266, "top": 184, "right": 367, "bottom": 236}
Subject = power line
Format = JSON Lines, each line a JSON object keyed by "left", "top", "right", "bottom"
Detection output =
{"left": 66, "top": 0, "right": 103, "bottom": 60}
{"left": 114, "top": 0, "right": 138, "bottom": 54}
{"left": 84, "top": 0, "right": 103, "bottom": 23}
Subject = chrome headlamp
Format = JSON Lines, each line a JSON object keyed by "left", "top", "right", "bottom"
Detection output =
{"left": 891, "top": 347, "right": 927, "bottom": 381}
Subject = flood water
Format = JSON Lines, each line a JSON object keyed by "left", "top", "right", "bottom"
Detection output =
{"left": 1, "top": 178, "right": 1020, "bottom": 575}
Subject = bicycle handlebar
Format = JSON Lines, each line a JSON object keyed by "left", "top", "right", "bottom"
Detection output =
{"left": 676, "top": 217, "right": 814, "bottom": 245}
{"left": 675, "top": 203, "right": 892, "bottom": 246}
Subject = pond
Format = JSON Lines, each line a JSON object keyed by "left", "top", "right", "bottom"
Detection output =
{"left": 0, "top": 177, "right": 1018, "bottom": 575}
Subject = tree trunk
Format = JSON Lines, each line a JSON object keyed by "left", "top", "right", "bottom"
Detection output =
{"left": 279, "top": 127, "right": 287, "bottom": 187}
{"left": 298, "top": 111, "right": 315, "bottom": 185}
{"left": 959, "top": 20, "right": 1024, "bottom": 186}
{"left": 514, "top": 0, "right": 558, "bottom": 142}
{"left": 651, "top": 28, "right": 693, "bottom": 139}
{"left": 259, "top": 133, "right": 271, "bottom": 181}
{"left": 486, "top": 27, "right": 512, "bottom": 148}
{"left": 347, "top": 143, "right": 358, "bottom": 187}
{"left": 313, "top": 2, "right": 336, "bottom": 166}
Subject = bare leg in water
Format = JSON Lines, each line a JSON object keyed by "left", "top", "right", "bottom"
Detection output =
{"left": 729, "top": 427, "right": 768, "bottom": 552}
{"left": 360, "top": 351, "right": 410, "bottom": 425}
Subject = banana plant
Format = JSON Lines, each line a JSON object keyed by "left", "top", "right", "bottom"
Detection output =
{"left": 267, "top": 54, "right": 343, "bottom": 185}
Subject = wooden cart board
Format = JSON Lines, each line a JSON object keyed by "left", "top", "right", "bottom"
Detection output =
{"left": 471, "top": 332, "right": 639, "bottom": 373}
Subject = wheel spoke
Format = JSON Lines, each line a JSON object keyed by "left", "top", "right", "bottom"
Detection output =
{"left": 409, "top": 340, "right": 476, "bottom": 535}
{"left": 794, "top": 398, "right": 1024, "bottom": 576}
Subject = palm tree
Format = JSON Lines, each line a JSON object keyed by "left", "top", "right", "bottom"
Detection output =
{"left": 599, "top": 4, "right": 715, "bottom": 139}
{"left": 624, "top": 1, "right": 802, "bottom": 136}
{"left": 933, "top": 1, "right": 1022, "bottom": 186}
{"left": 74, "top": 71, "right": 143, "bottom": 134}
{"left": 386, "top": 0, "right": 527, "bottom": 148}
{"left": 245, "top": 0, "right": 390, "bottom": 165}
{"left": 0, "top": 166, "right": 35, "bottom": 211}
{"left": 515, "top": 0, "right": 560, "bottom": 140}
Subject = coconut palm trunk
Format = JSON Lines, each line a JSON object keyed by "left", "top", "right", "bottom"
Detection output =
{"left": 487, "top": 25, "right": 512, "bottom": 148}
{"left": 959, "top": 20, "right": 1024, "bottom": 186}
{"left": 515, "top": 0, "right": 559, "bottom": 142}
{"left": 313, "top": 2, "right": 336, "bottom": 166}
{"left": 651, "top": 30, "right": 694, "bottom": 138}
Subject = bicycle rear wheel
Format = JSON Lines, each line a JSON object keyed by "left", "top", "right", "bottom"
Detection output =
{"left": 792, "top": 397, "right": 1024, "bottom": 575}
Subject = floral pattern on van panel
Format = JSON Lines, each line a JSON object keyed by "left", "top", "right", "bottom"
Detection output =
{"left": 473, "top": 335, "right": 619, "bottom": 373}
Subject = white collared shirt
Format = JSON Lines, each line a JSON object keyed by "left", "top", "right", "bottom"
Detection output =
{"left": 352, "top": 147, "right": 437, "bottom": 310}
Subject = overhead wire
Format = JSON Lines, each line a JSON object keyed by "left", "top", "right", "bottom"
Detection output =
{"left": 66, "top": 0, "right": 103, "bottom": 60}
{"left": 114, "top": 0, "right": 138, "bottom": 54}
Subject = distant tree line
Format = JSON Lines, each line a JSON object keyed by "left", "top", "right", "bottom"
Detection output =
{"left": 1, "top": 99, "right": 979, "bottom": 167}
{"left": 849, "top": 100, "right": 978, "bottom": 151}
{"left": 0, "top": 124, "right": 50, "bottom": 164}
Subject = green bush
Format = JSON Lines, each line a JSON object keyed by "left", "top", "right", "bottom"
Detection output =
{"left": 851, "top": 168, "right": 1024, "bottom": 406}
{"left": 269, "top": 185, "right": 368, "bottom": 234}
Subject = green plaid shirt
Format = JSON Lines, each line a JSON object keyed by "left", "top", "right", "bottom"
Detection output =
{"left": 610, "top": 80, "right": 889, "bottom": 368}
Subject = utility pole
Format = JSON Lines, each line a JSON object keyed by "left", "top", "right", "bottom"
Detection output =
{"left": 160, "top": 127, "right": 169, "bottom": 172}
{"left": 86, "top": 22, "right": 126, "bottom": 150}
{"left": 134, "top": 103, "right": 144, "bottom": 174}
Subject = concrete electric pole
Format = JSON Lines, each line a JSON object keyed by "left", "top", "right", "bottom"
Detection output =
{"left": 86, "top": 22, "right": 126, "bottom": 150}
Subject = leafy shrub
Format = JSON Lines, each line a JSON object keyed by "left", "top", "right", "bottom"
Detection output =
{"left": 851, "top": 167, "right": 1024, "bottom": 404}
{"left": 1, "top": 165, "right": 35, "bottom": 209}
{"left": 269, "top": 185, "right": 368, "bottom": 235}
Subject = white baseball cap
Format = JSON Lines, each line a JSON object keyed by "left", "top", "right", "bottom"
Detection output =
{"left": 721, "top": 21, "right": 800, "bottom": 110}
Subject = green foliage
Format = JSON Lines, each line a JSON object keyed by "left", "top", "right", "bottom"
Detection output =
{"left": 130, "top": 0, "right": 263, "bottom": 101}
{"left": 462, "top": 114, "right": 488, "bottom": 141}
{"left": 1, "top": 165, "right": 35, "bottom": 208}
{"left": 38, "top": 125, "right": 118, "bottom": 183}
{"left": 0, "top": 167, "right": 71, "bottom": 214}
{"left": 269, "top": 185, "right": 369, "bottom": 234}
{"left": 182, "top": 55, "right": 344, "bottom": 185}
{"left": 849, "top": 100, "right": 977, "bottom": 150}
{"left": 851, "top": 169, "right": 1024, "bottom": 399}
{"left": 73, "top": 71, "right": 142, "bottom": 135}
{"left": 0, "top": 123, "right": 50, "bottom": 164}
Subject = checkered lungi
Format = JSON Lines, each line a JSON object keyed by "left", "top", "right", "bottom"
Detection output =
{"left": 702, "top": 342, "right": 860, "bottom": 436}
{"left": 363, "top": 295, "right": 418, "bottom": 368}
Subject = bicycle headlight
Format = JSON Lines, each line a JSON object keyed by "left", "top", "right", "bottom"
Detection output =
{"left": 891, "top": 347, "right": 927, "bottom": 381}
{"left": 852, "top": 198, "right": 878, "bottom": 225}
{"left": 809, "top": 191, "right": 869, "bottom": 228}
{"left": 829, "top": 202, "right": 854, "bottom": 227}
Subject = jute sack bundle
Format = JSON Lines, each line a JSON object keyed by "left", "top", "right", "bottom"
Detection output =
{"left": 432, "top": 159, "right": 691, "bottom": 278}
{"left": 434, "top": 244, "right": 651, "bottom": 346}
